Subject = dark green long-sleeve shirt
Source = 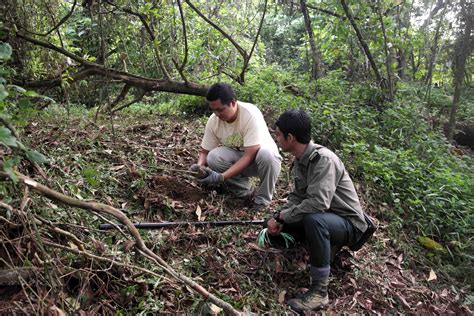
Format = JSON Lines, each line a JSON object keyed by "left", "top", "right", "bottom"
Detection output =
{"left": 280, "top": 142, "right": 368, "bottom": 233}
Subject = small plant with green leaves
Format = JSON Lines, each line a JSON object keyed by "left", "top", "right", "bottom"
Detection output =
{"left": 257, "top": 228, "right": 295, "bottom": 248}
{"left": 0, "top": 42, "right": 49, "bottom": 183}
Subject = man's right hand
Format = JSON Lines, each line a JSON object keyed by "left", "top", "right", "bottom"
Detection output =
{"left": 267, "top": 218, "right": 283, "bottom": 235}
{"left": 189, "top": 164, "right": 208, "bottom": 179}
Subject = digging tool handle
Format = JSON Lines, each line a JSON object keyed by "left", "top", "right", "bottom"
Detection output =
{"left": 99, "top": 219, "right": 265, "bottom": 230}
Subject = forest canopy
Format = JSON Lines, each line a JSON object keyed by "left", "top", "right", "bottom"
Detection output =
{"left": 0, "top": 0, "right": 473, "bottom": 314}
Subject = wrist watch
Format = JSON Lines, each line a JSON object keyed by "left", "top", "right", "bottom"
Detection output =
{"left": 273, "top": 211, "right": 284, "bottom": 225}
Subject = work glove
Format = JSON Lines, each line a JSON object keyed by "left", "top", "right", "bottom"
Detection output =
{"left": 198, "top": 167, "right": 224, "bottom": 185}
{"left": 189, "top": 164, "right": 208, "bottom": 179}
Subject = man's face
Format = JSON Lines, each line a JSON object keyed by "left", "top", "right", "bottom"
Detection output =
{"left": 209, "top": 99, "right": 237, "bottom": 122}
{"left": 275, "top": 127, "right": 291, "bottom": 152}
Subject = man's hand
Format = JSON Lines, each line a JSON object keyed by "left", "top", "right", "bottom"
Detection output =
{"left": 267, "top": 218, "right": 283, "bottom": 235}
{"left": 198, "top": 168, "right": 224, "bottom": 185}
{"left": 189, "top": 164, "right": 208, "bottom": 179}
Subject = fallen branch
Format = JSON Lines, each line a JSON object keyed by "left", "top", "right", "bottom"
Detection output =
{"left": 43, "top": 240, "right": 174, "bottom": 284}
{"left": 35, "top": 215, "right": 85, "bottom": 251}
{"left": 111, "top": 89, "right": 147, "bottom": 113}
{"left": 0, "top": 201, "right": 13, "bottom": 213}
{"left": 0, "top": 268, "right": 39, "bottom": 286}
{"left": 0, "top": 170, "right": 241, "bottom": 315}
{"left": 10, "top": 30, "right": 209, "bottom": 97}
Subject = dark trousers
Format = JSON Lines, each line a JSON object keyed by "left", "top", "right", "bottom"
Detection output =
{"left": 281, "top": 212, "right": 361, "bottom": 267}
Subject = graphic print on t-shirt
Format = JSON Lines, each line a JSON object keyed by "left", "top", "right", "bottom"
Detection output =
{"left": 223, "top": 133, "right": 243, "bottom": 149}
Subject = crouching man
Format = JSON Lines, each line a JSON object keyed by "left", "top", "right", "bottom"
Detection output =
{"left": 267, "top": 109, "right": 374, "bottom": 312}
{"left": 191, "top": 83, "right": 281, "bottom": 210}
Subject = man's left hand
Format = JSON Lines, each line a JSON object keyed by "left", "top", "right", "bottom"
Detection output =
{"left": 198, "top": 168, "right": 224, "bottom": 185}
{"left": 267, "top": 218, "right": 283, "bottom": 235}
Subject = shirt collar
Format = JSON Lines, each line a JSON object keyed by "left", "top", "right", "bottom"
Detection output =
{"left": 297, "top": 141, "right": 318, "bottom": 167}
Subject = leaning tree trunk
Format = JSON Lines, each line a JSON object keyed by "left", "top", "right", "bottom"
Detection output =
{"left": 447, "top": 0, "right": 473, "bottom": 142}
{"left": 340, "top": 0, "right": 388, "bottom": 104}
{"left": 377, "top": 3, "right": 394, "bottom": 101}
{"left": 300, "top": 0, "right": 321, "bottom": 80}
{"left": 395, "top": 1, "right": 413, "bottom": 80}
{"left": 424, "top": 7, "right": 447, "bottom": 101}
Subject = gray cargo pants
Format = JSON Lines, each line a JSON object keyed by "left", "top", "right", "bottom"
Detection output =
{"left": 207, "top": 146, "right": 281, "bottom": 206}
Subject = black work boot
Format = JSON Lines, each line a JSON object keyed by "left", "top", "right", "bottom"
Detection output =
{"left": 287, "top": 267, "right": 329, "bottom": 313}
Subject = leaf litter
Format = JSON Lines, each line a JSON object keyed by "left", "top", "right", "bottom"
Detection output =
{"left": 0, "top": 112, "right": 471, "bottom": 314}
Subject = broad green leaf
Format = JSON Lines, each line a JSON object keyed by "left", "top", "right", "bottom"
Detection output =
{"left": 417, "top": 236, "right": 445, "bottom": 252}
{"left": 0, "top": 88, "right": 7, "bottom": 101}
{"left": 18, "top": 98, "right": 32, "bottom": 110}
{"left": 3, "top": 165, "right": 17, "bottom": 183}
{"left": 16, "top": 141, "right": 26, "bottom": 151}
{"left": 25, "top": 150, "right": 48, "bottom": 164}
{"left": 82, "top": 167, "right": 97, "bottom": 177}
{"left": 2, "top": 158, "right": 18, "bottom": 183}
{"left": 82, "top": 167, "right": 100, "bottom": 187}
{"left": 24, "top": 90, "right": 39, "bottom": 97}
{"left": 0, "top": 127, "right": 17, "bottom": 147}
{"left": 7, "top": 84, "right": 26, "bottom": 93}
{"left": 0, "top": 43, "right": 12, "bottom": 60}
{"left": 38, "top": 95, "right": 56, "bottom": 103}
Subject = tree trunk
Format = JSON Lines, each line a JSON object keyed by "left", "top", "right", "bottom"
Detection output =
{"left": 447, "top": 0, "right": 473, "bottom": 142}
{"left": 299, "top": 0, "right": 321, "bottom": 80}
{"left": 347, "top": 38, "right": 356, "bottom": 80}
{"left": 424, "top": 7, "right": 446, "bottom": 101}
{"left": 377, "top": 2, "right": 394, "bottom": 100}
{"left": 340, "top": 0, "right": 387, "bottom": 103}
{"left": 395, "top": 1, "right": 413, "bottom": 80}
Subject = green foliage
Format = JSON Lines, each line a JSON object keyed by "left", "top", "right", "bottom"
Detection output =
{"left": 217, "top": 68, "right": 472, "bottom": 282}
{"left": 257, "top": 228, "right": 295, "bottom": 248}
{"left": 0, "top": 42, "right": 49, "bottom": 182}
{"left": 328, "top": 96, "right": 473, "bottom": 277}
{"left": 0, "top": 126, "right": 17, "bottom": 147}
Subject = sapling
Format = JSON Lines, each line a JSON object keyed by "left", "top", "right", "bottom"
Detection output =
{"left": 257, "top": 228, "right": 295, "bottom": 248}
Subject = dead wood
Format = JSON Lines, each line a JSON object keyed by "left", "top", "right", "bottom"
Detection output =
{"left": 10, "top": 30, "right": 209, "bottom": 97}
{"left": 0, "top": 268, "right": 38, "bottom": 286}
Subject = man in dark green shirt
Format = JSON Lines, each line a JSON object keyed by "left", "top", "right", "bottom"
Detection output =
{"left": 267, "top": 109, "right": 370, "bottom": 312}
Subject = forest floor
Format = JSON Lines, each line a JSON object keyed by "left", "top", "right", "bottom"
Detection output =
{"left": 1, "top": 109, "right": 472, "bottom": 314}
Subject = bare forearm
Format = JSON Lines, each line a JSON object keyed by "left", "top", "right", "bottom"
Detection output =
{"left": 197, "top": 149, "right": 209, "bottom": 166}
{"left": 222, "top": 154, "right": 253, "bottom": 180}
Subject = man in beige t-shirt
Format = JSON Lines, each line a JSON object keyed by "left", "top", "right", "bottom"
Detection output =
{"left": 190, "top": 83, "right": 281, "bottom": 209}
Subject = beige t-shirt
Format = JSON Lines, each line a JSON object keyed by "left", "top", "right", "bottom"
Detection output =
{"left": 201, "top": 101, "right": 279, "bottom": 154}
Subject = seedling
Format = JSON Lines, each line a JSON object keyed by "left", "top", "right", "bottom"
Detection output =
{"left": 257, "top": 228, "right": 295, "bottom": 248}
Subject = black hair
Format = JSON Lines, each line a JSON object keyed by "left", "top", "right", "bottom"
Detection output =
{"left": 206, "top": 83, "right": 236, "bottom": 105}
{"left": 275, "top": 109, "right": 311, "bottom": 144}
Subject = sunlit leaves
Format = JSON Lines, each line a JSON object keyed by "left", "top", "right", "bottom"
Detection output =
{"left": 82, "top": 167, "right": 100, "bottom": 188}
{"left": 417, "top": 236, "right": 446, "bottom": 253}
{"left": 0, "top": 43, "right": 12, "bottom": 60}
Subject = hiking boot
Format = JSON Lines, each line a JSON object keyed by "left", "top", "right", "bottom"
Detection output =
{"left": 287, "top": 286, "right": 329, "bottom": 313}
{"left": 229, "top": 188, "right": 256, "bottom": 205}
{"left": 288, "top": 273, "right": 329, "bottom": 313}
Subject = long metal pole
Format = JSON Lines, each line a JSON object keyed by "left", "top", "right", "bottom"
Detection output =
{"left": 99, "top": 219, "right": 265, "bottom": 230}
